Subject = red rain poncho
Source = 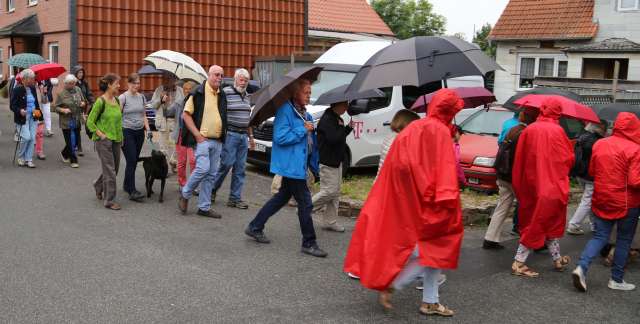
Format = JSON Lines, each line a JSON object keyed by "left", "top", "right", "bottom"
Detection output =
{"left": 343, "top": 89, "right": 464, "bottom": 291}
{"left": 590, "top": 112, "right": 640, "bottom": 219}
{"left": 512, "top": 98, "right": 575, "bottom": 249}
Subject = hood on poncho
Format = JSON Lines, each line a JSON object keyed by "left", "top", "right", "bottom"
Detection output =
{"left": 612, "top": 112, "right": 640, "bottom": 145}
{"left": 540, "top": 97, "right": 563, "bottom": 120}
{"left": 426, "top": 89, "right": 464, "bottom": 125}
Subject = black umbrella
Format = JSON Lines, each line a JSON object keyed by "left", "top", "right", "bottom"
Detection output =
{"left": 346, "top": 36, "right": 502, "bottom": 93}
{"left": 503, "top": 87, "right": 581, "bottom": 111}
{"left": 592, "top": 103, "right": 640, "bottom": 121}
{"left": 249, "top": 66, "right": 323, "bottom": 126}
{"left": 314, "top": 84, "right": 385, "bottom": 106}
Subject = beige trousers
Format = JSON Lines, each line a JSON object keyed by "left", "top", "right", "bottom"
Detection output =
{"left": 484, "top": 179, "right": 515, "bottom": 242}
{"left": 311, "top": 164, "right": 342, "bottom": 226}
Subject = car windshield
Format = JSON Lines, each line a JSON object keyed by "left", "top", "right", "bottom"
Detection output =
{"left": 310, "top": 70, "right": 356, "bottom": 105}
{"left": 461, "top": 109, "right": 513, "bottom": 136}
{"left": 453, "top": 107, "right": 482, "bottom": 124}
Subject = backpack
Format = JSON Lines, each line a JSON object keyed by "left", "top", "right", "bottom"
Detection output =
{"left": 85, "top": 96, "right": 120, "bottom": 139}
{"left": 495, "top": 127, "right": 524, "bottom": 181}
{"left": 571, "top": 132, "right": 597, "bottom": 179}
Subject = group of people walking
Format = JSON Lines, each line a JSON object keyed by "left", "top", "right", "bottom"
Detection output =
{"left": 7, "top": 62, "right": 640, "bottom": 318}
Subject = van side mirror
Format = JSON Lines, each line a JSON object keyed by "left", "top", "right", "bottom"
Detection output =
{"left": 348, "top": 99, "right": 369, "bottom": 116}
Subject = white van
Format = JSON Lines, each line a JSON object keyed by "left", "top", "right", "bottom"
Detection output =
{"left": 248, "top": 41, "right": 485, "bottom": 175}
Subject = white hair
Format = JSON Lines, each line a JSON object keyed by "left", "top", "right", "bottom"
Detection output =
{"left": 20, "top": 69, "right": 35, "bottom": 80}
{"left": 234, "top": 68, "right": 250, "bottom": 80}
{"left": 50, "top": 78, "right": 59, "bottom": 86}
{"left": 64, "top": 74, "right": 78, "bottom": 84}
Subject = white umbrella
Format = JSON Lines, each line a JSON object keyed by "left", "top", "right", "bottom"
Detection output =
{"left": 143, "top": 50, "right": 208, "bottom": 83}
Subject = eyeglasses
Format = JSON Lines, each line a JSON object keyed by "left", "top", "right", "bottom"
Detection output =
{"left": 212, "top": 73, "right": 224, "bottom": 77}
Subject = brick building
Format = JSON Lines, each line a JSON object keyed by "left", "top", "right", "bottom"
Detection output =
{"left": 0, "top": 0, "right": 306, "bottom": 90}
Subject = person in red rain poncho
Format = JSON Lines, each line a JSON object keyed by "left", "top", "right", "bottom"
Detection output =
{"left": 510, "top": 97, "right": 575, "bottom": 277}
{"left": 343, "top": 89, "right": 464, "bottom": 317}
{"left": 572, "top": 112, "right": 640, "bottom": 292}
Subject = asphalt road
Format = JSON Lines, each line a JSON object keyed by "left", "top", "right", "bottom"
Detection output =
{"left": 0, "top": 101, "right": 638, "bottom": 323}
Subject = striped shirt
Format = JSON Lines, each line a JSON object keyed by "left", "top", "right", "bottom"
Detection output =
{"left": 223, "top": 86, "right": 251, "bottom": 132}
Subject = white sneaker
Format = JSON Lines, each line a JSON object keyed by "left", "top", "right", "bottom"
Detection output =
{"left": 26, "top": 161, "right": 36, "bottom": 168}
{"left": 61, "top": 153, "right": 70, "bottom": 163}
{"left": 572, "top": 267, "right": 587, "bottom": 292}
{"left": 17, "top": 158, "right": 25, "bottom": 167}
{"left": 70, "top": 163, "right": 79, "bottom": 168}
{"left": 608, "top": 279, "right": 635, "bottom": 291}
{"left": 347, "top": 272, "right": 360, "bottom": 280}
{"left": 567, "top": 225, "right": 585, "bottom": 235}
{"left": 323, "top": 223, "right": 345, "bottom": 232}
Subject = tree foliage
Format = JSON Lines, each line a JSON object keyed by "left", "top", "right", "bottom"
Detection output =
{"left": 371, "top": 0, "right": 446, "bottom": 39}
{"left": 473, "top": 23, "right": 496, "bottom": 58}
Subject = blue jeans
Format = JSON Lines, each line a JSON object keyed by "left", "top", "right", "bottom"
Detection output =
{"left": 392, "top": 247, "right": 441, "bottom": 304}
{"left": 212, "top": 131, "right": 248, "bottom": 202}
{"left": 181, "top": 139, "right": 223, "bottom": 211}
{"left": 578, "top": 208, "right": 639, "bottom": 283}
{"left": 249, "top": 177, "right": 317, "bottom": 248}
{"left": 17, "top": 118, "right": 37, "bottom": 162}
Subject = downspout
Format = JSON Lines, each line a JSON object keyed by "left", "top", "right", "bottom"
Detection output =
{"left": 69, "top": 0, "right": 78, "bottom": 67}
{"left": 303, "top": 0, "right": 309, "bottom": 51}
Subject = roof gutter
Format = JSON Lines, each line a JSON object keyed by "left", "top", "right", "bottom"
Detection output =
{"left": 69, "top": 0, "right": 78, "bottom": 67}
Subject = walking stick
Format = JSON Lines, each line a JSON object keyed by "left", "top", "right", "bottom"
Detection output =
{"left": 12, "top": 124, "right": 22, "bottom": 166}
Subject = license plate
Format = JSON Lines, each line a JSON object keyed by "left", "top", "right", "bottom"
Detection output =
{"left": 254, "top": 143, "right": 267, "bottom": 152}
{"left": 468, "top": 177, "right": 480, "bottom": 185}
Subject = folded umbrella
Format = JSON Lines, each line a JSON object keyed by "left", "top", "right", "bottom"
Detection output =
{"left": 314, "top": 84, "right": 385, "bottom": 106}
{"left": 30, "top": 63, "right": 66, "bottom": 82}
{"left": 592, "top": 103, "right": 640, "bottom": 121}
{"left": 513, "top": 94, "right": 600, "bottom": 124}
{"left": 7, "top": 53, "right": 47, "bottom": 69}
{"left": 346, "top": 36, "right": 502, "bottom": 93}
{"left": 144, "top": 50, "right": 207, "bottom": 83}
{"left": 250, "top": 66, "right": 323, "bottom": 126}
{"left": 503, "top": 87, "right": 581, "bottom": 111}
{"left": 411, "top": 87, "right": 495, "bottom": 113}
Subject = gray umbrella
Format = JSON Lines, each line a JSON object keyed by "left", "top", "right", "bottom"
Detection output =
{"left": 249, "top": 66, "right": 323, "bottom": 126}
{"left": 314, "top": 84, "right": 385, "bottom": 106}
{"left": 592, "top": 103, "right": 640, "bottom": 121}
{"left": 346, "top": 36, "right": 503, "bottom": 93}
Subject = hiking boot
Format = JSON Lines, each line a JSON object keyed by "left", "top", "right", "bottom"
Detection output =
{"left": 197, "top": 209, "right": 222, "bottom": 219}
{"left": 323, "top": 223, "right": 345, "bottom": 232}
{"left": 301, "top": 245, "right": 328, "bottom": 258}
{"left": 567, "top": 224, "right": 585, "bottom": 235}
{"left": 608, "top": 280, "right": 635, "bottom": 291}
{"left": 482, "top": 240, "right": 504, "bottom": 250}
{"left": 419, "top": 303, "right": 455, "bottom": 317}
{"left": 227, "top": 200, "right": 249, "bottom": 209}
{"left": 178, "top": 196, "right": 188, "bottom": 214}
{"left": 572, "top": 266, "right": 587, "bottom": 292}
{"left": 17, "top": 159, "right": 26, "bottom": 167}
{"left": 245, "top": 226, "right": 270, "bottom": 244}
{"left": 129, "top": 191, "right": 145, "bottom": 202}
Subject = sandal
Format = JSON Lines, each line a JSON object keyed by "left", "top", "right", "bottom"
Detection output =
{"left": 553, "top": 255, "right": 571, "bottom": 272}
{"left": 104, "top": 203, "right": 121, "bottom": 211}
{"left": 378, "top": 288, "right": 394, "bottom": 310}
{"left": 419, "top": 303, "right": 455, "bottom": 317}
{"left": 511, "top": 261, "right": 539, "bottom": 278}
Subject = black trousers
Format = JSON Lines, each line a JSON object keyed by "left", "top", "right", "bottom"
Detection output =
{"left": 122, "top": 128, "right": 145, "bottom": 194}
{"left": 61, "top": 128, "right": 80, "bottom": 164}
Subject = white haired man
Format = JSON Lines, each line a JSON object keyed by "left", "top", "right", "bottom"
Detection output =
{"left": 211, "top": 68, "right": 254, "bottom": 209}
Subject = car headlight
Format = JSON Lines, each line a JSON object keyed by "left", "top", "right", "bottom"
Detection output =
{"left": 473, "top": 156, "right": 496, "bottom": 167}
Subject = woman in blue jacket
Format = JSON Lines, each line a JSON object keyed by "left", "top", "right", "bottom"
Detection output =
{"left": 245, "top": 79, "right": 327, "bottom": 258}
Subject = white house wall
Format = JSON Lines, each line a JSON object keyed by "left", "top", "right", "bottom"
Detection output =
{"left": 594, "top": 0, "right": 640, "bottom": 42}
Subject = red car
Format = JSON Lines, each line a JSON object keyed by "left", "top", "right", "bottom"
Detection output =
{"left": 458, "top": 106, "right": 583, "bottom": 192}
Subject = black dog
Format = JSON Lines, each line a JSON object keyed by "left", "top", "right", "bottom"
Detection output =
{"left": 139, "top": 150, "right": 168, "bottom": 203}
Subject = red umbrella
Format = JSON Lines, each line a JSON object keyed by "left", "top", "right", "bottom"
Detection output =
{"left": 513, "top": 94, "right": 600, "bottom": 123}
{"left": 411, "top": 87, "right": 496, "bottom": 113}
{"left": 30, "top": 63, "right": 66, "bottom": 81}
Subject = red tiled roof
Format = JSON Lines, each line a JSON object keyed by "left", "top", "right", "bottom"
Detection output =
{"left": 489, "top": 0, "right": 598, "bottom": 41}
{"left": 309, "top": 0, "right": 394, "bottom": 36}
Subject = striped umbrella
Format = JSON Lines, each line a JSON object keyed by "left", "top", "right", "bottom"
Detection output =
{"left": 7, "top": 53, "right": 47, "bottom": 69}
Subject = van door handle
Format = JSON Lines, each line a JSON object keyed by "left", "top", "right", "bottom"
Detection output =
{"left": 383, "top": 121, "right": 391, "bottom": 126}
